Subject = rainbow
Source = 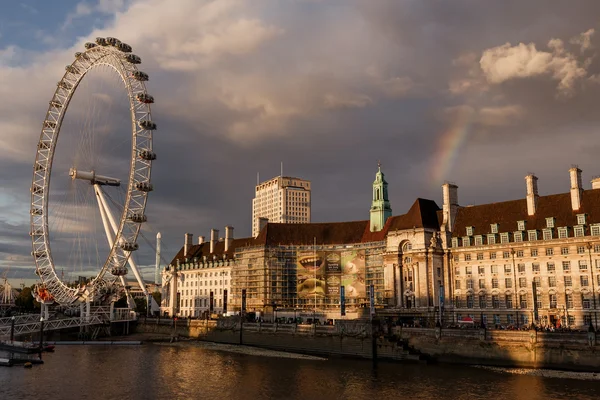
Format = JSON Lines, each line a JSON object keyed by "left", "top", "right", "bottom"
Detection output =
{"left": 429, "top": 106, "right": 475, "bottom": 188}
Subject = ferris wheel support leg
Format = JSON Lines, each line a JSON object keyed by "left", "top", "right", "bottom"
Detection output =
{"left": 95, "top": 186, "right": 136, "bottom": 309}
{"left": 95, "top": 186, "right": 149, "bottom": 298}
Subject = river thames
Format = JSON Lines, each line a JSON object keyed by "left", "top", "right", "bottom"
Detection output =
{"left": 1, "top": 342, "right": 599, "bottom": 400}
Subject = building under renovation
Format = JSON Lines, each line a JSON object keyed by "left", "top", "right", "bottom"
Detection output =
{"left": 162, "top": 166, "right": 600, "bottom": 329}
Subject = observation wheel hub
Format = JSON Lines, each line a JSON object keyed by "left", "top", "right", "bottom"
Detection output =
{"left": 69, "top": 168, "right": 121, "bottom": 186}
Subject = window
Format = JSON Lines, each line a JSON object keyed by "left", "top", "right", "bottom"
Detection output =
{"left": 577, "top": 214, "right": 586, "bottom": 225}
{"left": 504, "top": 264, "right": 512, "bottom": 273}
{"left": 596, "top": 245, "right": 600, "bottom": 253}
{"left": 577, "top": 246, "right": 586, "bottom": 254}
{"left": 479, "top": 279, "right": 485, "bottom": 289}
{"left": 546, "top": 217, "right": 555, "bottom": 228}
{"left": 533, "top": 276, "right": 541, "bottom": 287}
{"left": 561, "top": 247, "right": 569, "bottom": 255}
{"left": 519, "top": 277, "right": 527, "bottom": 288}
{"left": 580, "top": 275, "right": 589, "bottom": 287}
{"left": 478, "top": 266, "right": 485, "bottom": 275}
{"left": 568, "top": 316, "right": 575, "bottom": 326}
{"left": 454, "top": 267, "right": 460, "bottom": 276}
{"left": 466, "top": 226, "right": 474, "bottom": 236}
{"left": 528, "top": 230, "right": 538, "bottom": 241}
{"left": 492, "top": 278, "right": 499, "bottom": 288}
{"left": 479, "top": 295, "right": 487, "bottom": 308}
{"left": 532, "top": 263, "right": 540, "bottom": 273}
{"left": 488, "top": 235, "right": 497, "bottom": 245}
{"left": 452, "top": 238, "right": 459, "bottom": 248}
{"left": 549, "top": 294, "right": 557, "bottom": 308}
{"left": 490, "top": 252, "right": 497, "bottom": 259}
{"left": 517, "top": 220, "right": 525, "bottom": 231}
{"left": 467, "top": 279, "right": 474, "bottom": 289}
{"left": 518, "top": 263, "right": 526, "bottom": 273}
{"left": 566, "top": 294, "right": 573, "bottom": 308}
{"left": 543, "top": 229, "right": 553, "bottom": 241}
{"left": 491, "top": 265, "right": 498, "bottom": 274}
{"left": 505, "top": 278, "right": 512, "bottom": 288}
{"left": 455, "top": 296, "right": 462, "bottom": 308}
{"left": 548, "top": 276, "right": 556, "bottom": 287}
{"left": 520, "top": 294, "right": 528, "bottom": 309}
{"left": 477, "top": 252, "right": 484, "bottom": 260}
{"left": 491, "top": 224, "right": 499, "bottom": 234}
{"left": 564, "top": 276, "right": 572, "bottom": 287}
{"left": 558, "top": 227, "right": 568, "bottom": 239}
{"left": 597, "top": 259, "right": 600, "bottom": 269}
{"left": 455, "top": 280, "right": 461, "bottom": 289}
{"left": 531, "top": 249, "right": 538, "bottom": 257}
{"left": 466, "top": 295, "right": 474, "bottom": 308}
{"left": 536, "top": 296, "right": 542, "bottom": 310}
{"left": 505, "top": 295, "right": 513, "bottom": 309}
{"left": 454, "top": 254, "right": 459, "bottom": 262}
{"left": 466, "top": 266, "right": 472, "bottom": 274}
{"left": 514, "top": 232, "right": 523, "bottom": 243}
{"left": 464, "top": 254, "right": 472, "bottom": 261}
{"left": 503, "top": 251, "right": 510, "bottom": 259}
{"left": 574, "top": 226, "right": 585, "bottom": 237}
{"left": 592, "top": 225, "right": 600, "bottom": 236}
{"left": 492, "top": 295, "right": 500, "bottom": 309}
{"left": 583, "top": 297, "right": 591, "bottom": 309}
{"left": 516, "top": 250, "right": 524, "bottom": 257}
{"left": 546, "top": 248, "right": 554, "bottom": 256}
{"left": 562, "top": 261, "right": 571, "bottom": 272}
{"left": 547, "top": 262, "right": 555, "bottom": 273}
{"left": 475, "top": 236, "right": 483, "bottom": 246}
{"left": 500, "top": 233, "right": 510, "bottom": 244}
{"left": 579, "top": 260, "right": 588, "bottom": 271}
{"left": 463, "top": 236, "right": 471, "bottom": 246}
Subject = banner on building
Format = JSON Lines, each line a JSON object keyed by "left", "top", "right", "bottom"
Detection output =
{"left": 340, "top": 285, "right": 346, "bottom": 316}
{"left": 369, "top": 284, "right": 375, "bottom": 316}
{"left": 439, "top": 285, "right": 445, "bottom": 308}
{"left": 209, "top": 291, "right": 214, "bottom": 314}
{"left": 296, "top": 249, "right": 366, "bottom": 299}
{"left": 223, "top": 289, "right": 228, "bottom": 314}
{"left": 241, "top": 289, "right": 247, "bottom": 314}
{"left": 176, "top": 292, "right": 180, "bottom": 313}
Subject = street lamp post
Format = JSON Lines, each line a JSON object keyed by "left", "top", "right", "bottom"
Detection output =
{"left": 10, "top": 316, "right": 15, "bottom": 343}
{"left": 587, "top": 243, "right": 598, "bottom": 329}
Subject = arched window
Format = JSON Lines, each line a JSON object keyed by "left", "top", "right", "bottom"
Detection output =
{"left": 376, "top": 189, "right": 380, "bottom": 200}
{"left": 402, "top": 242, "right": 412, "bottom": 253}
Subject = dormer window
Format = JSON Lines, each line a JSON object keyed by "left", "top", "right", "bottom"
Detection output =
{"left": 463, "top": 236, "right": 471, "bottom": 247}
{"left": 558, "top": 227, "right": 568, "bottom": 239}
{"left": 474, "top": 235, "right": 483, "bottom": 246}
{"left": 500, "top": 232, "right": 510, "bottom": 244}
{"left": 466, "top": 226, "right": 474, "bottom": 236}
{"left": 490, "top": 224, "right": 498, "bottom": 234}
{"left": 513, "top": 232, "right": 523, "bottom": 242}
{"left": 546, "top": 217, "right": 555, "bottom": 228}
{"left": 487, "top": 234, "right": 496, "bottom": 245}
{"left": 577, "top": 214, "right": 587, "bottom": 225}
{"left": 591, "top": 225, "right": 600, "bottom": 236}
{"left": 574, "top": 226, "right": 585, "bottom": 237}
{"left": 542, "top": 229, "right": 553, "bottom": 241}
{"left": 528, "top": 230, "right": 538, "bottom": 241}
{"left": 517, "top": 220, "right": 526, "bottom": 231}
{"left": 451, "top": 237, "right": 459, "bottom": 248}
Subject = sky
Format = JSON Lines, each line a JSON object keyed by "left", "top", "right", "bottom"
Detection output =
{"left": 2, "top": 0, "right": 600, "bottom": 285}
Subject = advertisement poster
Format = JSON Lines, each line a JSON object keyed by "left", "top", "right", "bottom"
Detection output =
{"left": 296, "top": 249, "right": 366, "bottom": 299}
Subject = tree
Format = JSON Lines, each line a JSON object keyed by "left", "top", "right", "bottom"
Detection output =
{"left": 134, "top": 297, "right": 147, "bottom": 314}
{"left": 15, "top": 287, "right": 36, "bottom": 311}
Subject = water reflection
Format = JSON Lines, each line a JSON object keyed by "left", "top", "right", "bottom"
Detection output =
{"left": 0, "top": 344, "right": 598, "bottom": 400}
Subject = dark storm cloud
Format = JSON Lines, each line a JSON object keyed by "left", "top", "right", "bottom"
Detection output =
{"left": 2, "top": 0, "right": 600, "bottom": 281}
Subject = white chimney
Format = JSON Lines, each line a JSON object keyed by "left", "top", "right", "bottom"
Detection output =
{"left": 210, "top": 229, "right": 219, "bottom": 254}
{"left": 570, "top": 167, "right": 583, "bottom": 211}
{"left": 225, "top": 226, "right": 234, "bottom": 252}
{"left": 257, "top": 217, "right": 269, "bottom": 237}
{"left": 592, "top": 177, "right": 600, "bottom": 190}
{"left": 441, "top": 183, "right": 459, "bottom": 232}
{"left": 184, "top": 233, "right": 193, "bottom": 257}
{"left": 525, "top": 174, "right": 539, "bottom": 216}
{"left": 198, "top": 236, "right": 205, "bottom": 245}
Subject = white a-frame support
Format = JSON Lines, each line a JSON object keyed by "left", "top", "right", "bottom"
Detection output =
{"left": 94, "top": 185, "right": 149, "bottom": 303}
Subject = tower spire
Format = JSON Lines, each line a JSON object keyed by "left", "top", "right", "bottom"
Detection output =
{"left": 370, "top": 163, "right": 392, "bottom": 232}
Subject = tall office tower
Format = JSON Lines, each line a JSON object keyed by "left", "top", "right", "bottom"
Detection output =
{"left": 252, "top": 176, "right": 311, "bottom": 237}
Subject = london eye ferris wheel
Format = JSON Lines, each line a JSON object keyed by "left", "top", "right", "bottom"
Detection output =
{"left": 30, "top": 37, "right": 157, "bottom": 306}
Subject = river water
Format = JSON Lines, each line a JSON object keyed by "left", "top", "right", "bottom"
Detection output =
{"left": 1, "top": 342, "right": 599, "bottom": 400}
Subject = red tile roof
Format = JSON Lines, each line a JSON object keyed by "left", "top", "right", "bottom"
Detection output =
{"left": 452, "top": 189, "right": 600, "bottom": 237}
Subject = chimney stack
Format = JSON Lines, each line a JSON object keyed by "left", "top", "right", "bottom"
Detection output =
{"left": 525, "top": 174, "right": 539, "bottom": 216}
{"left": 184, "top": 233, "right": 193, "bottom": 257}
{"left": 256, "top": 217, "right": 269, "bottom": 237}
{"left": 569, "top": 167, "right": 583, "bottom": 211}
{"left": 591, "top": 177, "right": 600, "bottom": 190}
{"left": 441, "top": 183, "right": 459, "bottom": 232}
{"left": 225, "top": 226, "right": 234, "bottom": 252}
{"left": 210, "top": 229, "right": 219, "bottom": 254}
{"left": 198, "top": 236, "right": 205, "bottom": 245}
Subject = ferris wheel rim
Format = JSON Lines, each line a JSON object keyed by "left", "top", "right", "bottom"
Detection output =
{"left": 30, "top": 38, "right": 156, "bottom": 305}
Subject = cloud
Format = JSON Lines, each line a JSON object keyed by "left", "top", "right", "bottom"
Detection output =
{"left": 479, "top": 38, "right": 589, "bottom": 96}
{"left": 323, "top": 93, "right": 373, "bottom": 109}
{"left": 570, "top": 28, "right": 595, "bottom": 53}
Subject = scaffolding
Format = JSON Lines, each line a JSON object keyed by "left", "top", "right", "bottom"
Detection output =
{"left": 230, "top": 241, "right": 387, "bottom": 314}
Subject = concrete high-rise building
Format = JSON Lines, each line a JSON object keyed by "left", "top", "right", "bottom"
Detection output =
{"left": 252, "top": 175, "right": 311, "bottom": 237}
